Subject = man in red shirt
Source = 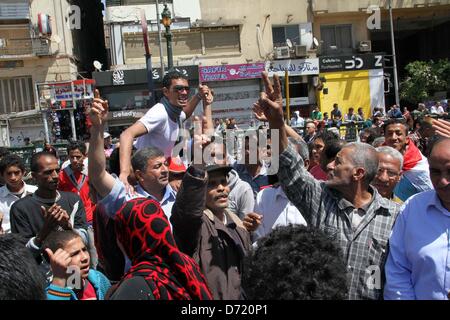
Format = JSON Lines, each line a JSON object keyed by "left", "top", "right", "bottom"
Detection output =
{"left": 58, "top": 141, "right": 97, "bottom": 268}
{"left": 58, "top": 141, "right": 94, "bottom": 223}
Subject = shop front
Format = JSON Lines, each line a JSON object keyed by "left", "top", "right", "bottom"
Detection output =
{"left": 318, "top": 53, "right": 385, "bottom": 118}
{"left": 266, "top": 58, "right": 320, "bottom": 118}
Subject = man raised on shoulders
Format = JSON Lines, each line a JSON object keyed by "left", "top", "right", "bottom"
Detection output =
{"left": 119, "top": 70, "right": 211, "bottom": 191}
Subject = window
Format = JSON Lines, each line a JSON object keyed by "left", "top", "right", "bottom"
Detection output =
{"left": 123, "top": 26, "right": 239, "bottom": 64}
{"left": 204, "top": 27, "right": 240, "bottom": 54}
{"left": 0, "top": 76, "right": 34, "bottom": 114}
{"left": 272, "top": 25, "right": 300, "bottom": 47}
{"left": 320, "top": 24, "right": 353, "bottom": 54}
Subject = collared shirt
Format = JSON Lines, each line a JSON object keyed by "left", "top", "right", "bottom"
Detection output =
{"left": 0, "top": 183, "right": 37, "bottom": 233}
{"left": 99, "top": 176, "right": 176, "bottom": 223}
{"left": 233, "top": 163, "right": 269, "bottom": 197}
{"left": 278, "top": 143, "right": 401, "bottom": 300}
{"left": 254, "top": 186, "right": 307, "bottom": 240}
{"left": 384, "top": 190, "right": 450, "bottom": 300}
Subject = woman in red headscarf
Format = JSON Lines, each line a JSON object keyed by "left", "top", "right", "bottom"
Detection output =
{"left": 107, "top": 198, "right": 212, "bottom": 300}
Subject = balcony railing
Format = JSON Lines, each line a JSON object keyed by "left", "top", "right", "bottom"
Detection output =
{"left": 0, "top": 1, "right": 30, "bottom": 20}
{"left": 0, "top": 38, "right": 52, "bottom": 57}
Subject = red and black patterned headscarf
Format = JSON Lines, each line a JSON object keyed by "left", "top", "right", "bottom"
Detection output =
{"left": 115, "top": 198, "right": 212, "bottom": 300}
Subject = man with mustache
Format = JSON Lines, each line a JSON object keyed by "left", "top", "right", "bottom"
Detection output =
{"left": 384, "top": 138, "right": 450, "bottom": 300}
{"left": 88, "top": 92, "right": 176, "bottom": 222}
{"left": 257, "top": 72, "right": 401, "bottom": 300}
{"left": 170, "top": 119, "right": 252, "bottom": 299}
{"left": 372, "top": 146, "right": 403, "bottom": 203}
{"left": 10, "top": 152, "right": 88, "bottom": 261}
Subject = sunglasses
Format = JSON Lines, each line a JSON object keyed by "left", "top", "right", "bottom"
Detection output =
{"left": 172, "top": 85, "right": 190, "bottom": 92}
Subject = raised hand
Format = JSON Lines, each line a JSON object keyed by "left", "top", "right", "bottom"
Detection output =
{"left": 89, "top": 89, "right": 109, "bottom": 127}
{"left": 46, "top": 248, "right": 72, "bottom": 287}
{"left": 258, "top": 72, "right": 285, "bottom": 129}
{"left": 198, "top": 85, "right": 213, "bottom": 105}
{"left": 253, "top": 102, "right": 268, "bottom": 122}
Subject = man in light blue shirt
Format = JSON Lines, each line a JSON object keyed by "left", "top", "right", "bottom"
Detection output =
{"left": 384, "top": 137, "right": 450, "bottom": 300}
{"left": 88, "top": 93, "right": 176, "bottom": 222}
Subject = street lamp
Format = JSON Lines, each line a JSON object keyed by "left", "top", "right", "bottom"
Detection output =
{"left": 161, "top": 4, "right": 173, "bottom": 70}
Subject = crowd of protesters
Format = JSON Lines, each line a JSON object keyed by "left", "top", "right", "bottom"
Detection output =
{"left": 0, "top": 70, "right": 449, "bottom": 301}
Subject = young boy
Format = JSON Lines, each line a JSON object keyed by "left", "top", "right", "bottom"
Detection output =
{"left": 43, "top": 230, "right": 110, "bottom": 300}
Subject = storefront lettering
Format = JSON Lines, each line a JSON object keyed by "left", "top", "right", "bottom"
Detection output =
{"left": 345, "top": 57, "right": 364, "bottom": 70}
{"left": 113, "top": 70, "right": 125, "bottom": 85}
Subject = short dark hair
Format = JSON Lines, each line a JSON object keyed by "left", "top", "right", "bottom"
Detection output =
{"left": 30, "top": 151, "right": 58, "bottom": 173}
{"left": 162, "top": 70, "right": 188, "bottom": 89}
{"left": 243, "top": 225, "right": 348, "bottom": 300}
{"left": 0, "top": 233, "right": 46, "bottom": 300}
{"left": 67, "top": 141, "right": 87, "bottom": 155}
{"left": 131, "top": 147, "right": 165, "bottom": 172}
{"left": 383, "top": 118, "right": 408, "bottom": 135}
{"left": 42, "top": 230, "right": 82, "bottom": 255}
{"left": 0, "top": 154, "right": 25, "bottom": 175}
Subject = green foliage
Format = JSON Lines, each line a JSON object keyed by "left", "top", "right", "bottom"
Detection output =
{"left": 400, "top": 59, "right": 450, "bottom": 104}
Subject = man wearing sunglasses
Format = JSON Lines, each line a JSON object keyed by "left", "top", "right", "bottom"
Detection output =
{"left": 119, "top": 70, "right": 212, "bottom": 193}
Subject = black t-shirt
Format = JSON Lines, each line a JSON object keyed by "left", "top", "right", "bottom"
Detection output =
{"left": 10, "top": 191, "right": 88, "bottom": 240}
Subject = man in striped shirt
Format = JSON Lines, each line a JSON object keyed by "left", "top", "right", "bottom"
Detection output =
{"left": 258, "top": 72, "right": 401, "bottom": 300}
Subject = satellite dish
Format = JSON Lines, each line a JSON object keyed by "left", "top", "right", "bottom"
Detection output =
{"left": 313, "top": 37, "right": 319, "bottom": 47}
{"left": 286, "top": 38, "right": 293, "bottom": 48}
{"left": 93, "top": 60, "right": 103, "bottom": 72}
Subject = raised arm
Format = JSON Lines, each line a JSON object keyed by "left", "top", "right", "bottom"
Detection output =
{"left": 257, "top": 72, "right": 323, "bottom": 224}
{"left": 118, "top": 121, "right": 147, "bottom": 193}
{"left": 183, "top": 85, "right": 210, "bottom": 119}
{"left": 88, "top": 90, "right": 116, "bottom": 199}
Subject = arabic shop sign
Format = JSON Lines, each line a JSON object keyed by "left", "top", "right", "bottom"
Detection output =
{"left": 199, "top": 63, "right": 266, "bottom": 82}
{"left": 319, "top": 54, "right": 384, "bottom": 72}
{"left": 93, "top": 65, "right": 199, "bottom": 87}
{"left": 266, "top": 58, "right": 320, "bottom": 77}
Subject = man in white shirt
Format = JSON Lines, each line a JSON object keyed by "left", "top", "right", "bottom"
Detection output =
{"left": 0, "top": 154, "right": 37, "bottom": 234}
{"left": 119, "top": 70, "right": 211, "bottom": 191}
{"left": 252, "top": 138, "right": 309, "bottom": 241}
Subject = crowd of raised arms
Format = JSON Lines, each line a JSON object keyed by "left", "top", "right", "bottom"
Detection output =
{"left": 0, "top": 70, "right": 449, "bottom": 300}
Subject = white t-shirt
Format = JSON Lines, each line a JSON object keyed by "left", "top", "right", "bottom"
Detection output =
{"left": 135, "top": 103, "right": 187, "bottom": 157}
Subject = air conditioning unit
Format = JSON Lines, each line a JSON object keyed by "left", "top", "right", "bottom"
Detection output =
{"left": 274, "top": 46, "right": 291, "bottom": 59}
{"left": 359, "top": 40, "right": 372, "bottom": 52}
{"left": 295, "top": 45, "right": 307, "bottom": 58}
{"left": 0, "top": 38, "right": 5, "bottom": 48}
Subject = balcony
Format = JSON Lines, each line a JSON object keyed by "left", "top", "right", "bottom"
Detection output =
{"left": 0, "top": 38, "right": 52, "bottom": 58}
{"left": 0, "top": 1, "right": 30, "bottom": 21}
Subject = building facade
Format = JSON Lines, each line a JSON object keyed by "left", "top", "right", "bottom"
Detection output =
{"left": 0, "top": 0, "right": 106, "bottom": 146}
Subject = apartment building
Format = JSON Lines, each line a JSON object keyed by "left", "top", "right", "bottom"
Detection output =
{"left": 312, "top": 0, "right": 450, "bottom": 115}
{"left": 95, "top": 0, "right": 449, "bottom": 130}
{"left": 0, "top": 0, "right": 106, "bottom": 146}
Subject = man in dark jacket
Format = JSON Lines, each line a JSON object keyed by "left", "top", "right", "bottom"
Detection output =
{"left": 171, "top": 163, "right": 252, "bottom": 300}
{"left": 10, "top": 152, "right": 88, "bottom": 261}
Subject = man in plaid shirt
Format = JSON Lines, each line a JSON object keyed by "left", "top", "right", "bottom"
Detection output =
{"left": 257, "top": 72, "right": 401, "bottom": 300}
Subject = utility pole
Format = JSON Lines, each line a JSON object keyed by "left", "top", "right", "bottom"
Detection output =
{"left": 155, "top": 0, "right": 165, "bottom": 75}
{"left": 388, "top": 0, "right": 400, "bottom": 107}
